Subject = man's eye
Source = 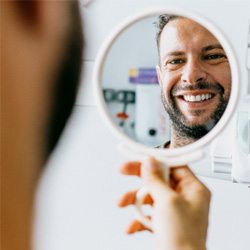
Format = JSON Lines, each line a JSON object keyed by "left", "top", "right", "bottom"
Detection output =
{"left": 168, "top": 59, "right": 184, "bottom": 64}
{"left": 204, "top": 54, "right": 226, "bottom": 60}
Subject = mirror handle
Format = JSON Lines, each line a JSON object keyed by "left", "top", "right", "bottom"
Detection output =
{"left": 135, "top": 161, "right": 170, "bottom": 230}
{"left": 135, "top": 186, "right": 152, "bottom": 229}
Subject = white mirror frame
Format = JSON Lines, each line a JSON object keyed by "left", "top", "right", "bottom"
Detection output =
{"left": 93, "top": 7, "right": 240, "bottom": 160}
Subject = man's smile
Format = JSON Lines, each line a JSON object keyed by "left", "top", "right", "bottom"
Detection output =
{"left": 173, "top": 90, "right": 218, "bottom": 110}
{"left": 183, "top": 93, "right": 213, "bottom": 102}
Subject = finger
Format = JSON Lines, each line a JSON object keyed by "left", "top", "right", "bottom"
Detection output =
{"left": 171, "top": 166, "right": 207, "bottom": 191}
{"left": 171, "top": 166, "right": 211, "bottom": 202}
{"left": 126, "top": 219, "right": 152, "bottom": 234}
{"left": 170, "top": 165, "right": 197, "bottom": 182}
{"left": 142, "top": 157, "right": 174, "bottom": 199}
{"left": 119, "top": 161, "right": 141, "bottom": 176}
{"left": 118, "top": 190, "right": 153, "bottom": 207}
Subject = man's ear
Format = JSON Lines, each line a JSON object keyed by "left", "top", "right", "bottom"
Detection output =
{"left": 15, "top": 1, "right": 70, "bottom": 39}
{"left": 36, "top": 1, "right": 70, "bottom": 38}
{"left": 156, "top": 64, "right": 163, "bottom": 88}
{"left": 15, "top": 1, "right": 46, "bottom": 31}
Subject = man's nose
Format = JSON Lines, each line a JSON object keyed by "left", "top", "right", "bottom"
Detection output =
{"left": 181, "top": 59, "right": 207, "bottom": 84}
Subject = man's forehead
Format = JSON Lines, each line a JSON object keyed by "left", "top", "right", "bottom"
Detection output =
{"left": 159, "top": 18, "right": 220, "bottom": 54}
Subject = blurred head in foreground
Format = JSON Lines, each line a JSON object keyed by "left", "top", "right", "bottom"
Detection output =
{"left": 1, "top": 1, "right": 83, "bottom": 249}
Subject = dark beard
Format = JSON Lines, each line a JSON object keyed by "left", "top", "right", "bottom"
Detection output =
{"left": 161, "top": 81, "right": 229, "bottom": 140}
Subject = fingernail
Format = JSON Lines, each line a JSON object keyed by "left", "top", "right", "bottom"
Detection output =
{"left": 174, "top": 168, "right": 188, "bottom": 175}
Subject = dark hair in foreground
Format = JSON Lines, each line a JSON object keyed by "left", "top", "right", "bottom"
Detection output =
{"left": 46, "top": 2, "right": 84, "bottom": 156}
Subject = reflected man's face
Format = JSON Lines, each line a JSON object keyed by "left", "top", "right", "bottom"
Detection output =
{"left": 157, "top": 18, "right": 231, "bottom": 139}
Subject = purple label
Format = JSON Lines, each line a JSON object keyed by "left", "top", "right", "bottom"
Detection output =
{"left": 129, "top": 68, "right": 159, "bottom": 84}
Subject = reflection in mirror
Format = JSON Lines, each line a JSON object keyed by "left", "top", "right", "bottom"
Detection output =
{"left": 102, "top": 14, "right": 231, "bottom": 149}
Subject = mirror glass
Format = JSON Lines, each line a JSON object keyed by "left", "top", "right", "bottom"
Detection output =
{"left": 101, "top": 14, "right": 232, "bottom": 149}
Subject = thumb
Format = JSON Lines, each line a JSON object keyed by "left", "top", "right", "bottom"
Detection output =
{"left": 141, "top": 157, "right": 173, "bottom": 200}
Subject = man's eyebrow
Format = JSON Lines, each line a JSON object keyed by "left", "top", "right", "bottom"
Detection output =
{"left": 202, "top": 44, "right": 224, "bottom": 52}
{"left": 161, "top": 51, "right": 185, "bottom": 62}
{"left": 165, "top": 51, "right": 185, "bottom": 57}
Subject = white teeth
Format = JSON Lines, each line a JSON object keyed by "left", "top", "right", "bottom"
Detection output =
{"left": 183, "top": 94, "right": 212, "bottom": 102}
{"left": 190, "top": 96, "right": 195, "bottom": 102}
{"left": 196, "top": 95, "right": 201, "bottom": 101}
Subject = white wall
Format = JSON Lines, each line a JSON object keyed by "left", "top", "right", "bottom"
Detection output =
{"left": 102, "top": 16, "right": 158, "bottom": 90}
{"left": 34, "top": 1, "right": 250, "bottom": 250}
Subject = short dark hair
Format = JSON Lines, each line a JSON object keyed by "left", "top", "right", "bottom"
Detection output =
{"left": 155, "top": 15, "right": 182, "bottom": 57}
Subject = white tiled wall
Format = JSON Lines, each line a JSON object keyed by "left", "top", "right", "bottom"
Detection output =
{"left": 34, "top": 1, "right": 250, "bottom": 250}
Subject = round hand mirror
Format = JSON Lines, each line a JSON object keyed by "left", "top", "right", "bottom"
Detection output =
{"left": 94, "top": 7, "right": 239, "bottom": 162}
{"left": 93, "top": 7, "right": 240, "bottom": 228}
